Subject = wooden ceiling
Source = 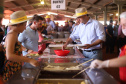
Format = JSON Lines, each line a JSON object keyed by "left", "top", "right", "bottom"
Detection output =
{"left": 3, "top": 0, "right": 126, "bottom": 20}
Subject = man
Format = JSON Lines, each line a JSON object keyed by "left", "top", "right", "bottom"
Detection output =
{"left": 71, "top": 18, "right": 81, "bottom": 44}
{"left": 106, "top": 21, "right": 114, "bottom": 53}
{"left": 62, "top": 20, "right": 69, "bottom": 32}
{"left": 69, "top": 20, "right": 74, "bottom": 33}
{"left": 0, "top": 25, "right": 4, "bottom": 43}
{"left": 18, "top": 14, "right": 44, "bottom": 56}
{"left": 45, "top": 15, "right": 56, "bottom": 29}
{"left": 71, "top": 18, "right": 80, "bottom": 35}
{"left": 113, "top": 20, "right": 119, "bottom": 53}
{"left": 62, "top": 7, "right": 105, "bottom": 60}
{"left": 90, "top": 11, "right": 126, "bottom": 84}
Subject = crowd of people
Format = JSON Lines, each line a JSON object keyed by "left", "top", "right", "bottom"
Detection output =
{"left": 0, "top": 6, "right": 126, "bottom": 84}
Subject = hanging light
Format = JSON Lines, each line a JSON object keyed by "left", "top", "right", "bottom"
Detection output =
{"left": 48, "top": 12, "right": 51, "bottom": 15}
{"left": 116, "top": 13, "right": 118, "bottom": 16}
{"left": 40, "top": 0, "right": 44, "bottom": 4}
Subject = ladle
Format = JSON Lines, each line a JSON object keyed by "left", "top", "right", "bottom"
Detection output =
{"left": 72, "top": 66, "right": 90, "bottom": 78}
{"left": 76, "top": 59, "right": 93, "bottom": 67}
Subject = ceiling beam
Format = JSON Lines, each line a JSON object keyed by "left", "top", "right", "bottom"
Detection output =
{"left": 66, "top": 0, "right": 102, "bottom": 8}
{"left": 23, "top": 6, "right": 75, "bottom": 15}
{"left": 6, "top": 0, "right": 103, "bottom": 10}
{"left": 6, "top": 2, "right": 94, "bottom": 13}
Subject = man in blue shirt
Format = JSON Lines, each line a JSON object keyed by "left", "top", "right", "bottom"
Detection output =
{"left": 18, "top": 14, "right": 44, "bottom": 56}
{"left": 63, "top": 7, "right": 105, "bottom": 60}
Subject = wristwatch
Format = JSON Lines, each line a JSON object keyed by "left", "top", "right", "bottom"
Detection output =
{"left": 24, "top": 48, "right": 29, "bottom": 52}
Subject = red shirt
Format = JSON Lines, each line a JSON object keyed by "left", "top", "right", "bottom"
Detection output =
{"left": 38, "top": 32, "right": 46, "bottom": 54}
{"left": 119, "top": 45, "right": 126, "bottom": 82}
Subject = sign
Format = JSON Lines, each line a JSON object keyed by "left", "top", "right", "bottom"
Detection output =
{"left": 51, "top": 0, "right": 66, "bottom": 10}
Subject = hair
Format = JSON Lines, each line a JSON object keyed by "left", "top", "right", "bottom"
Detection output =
{"left": 31, "top": 14, "right": 44, "bottom": 22}
{"left": 120, "top": 11, "right": 126, "bottom": 19}
{"left": 110, "top": 20, "right": 113, "bottom": 24}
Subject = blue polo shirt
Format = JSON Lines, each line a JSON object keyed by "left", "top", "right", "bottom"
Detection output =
{"left": 18, "top": 26, "right": 39, "bottom": 56}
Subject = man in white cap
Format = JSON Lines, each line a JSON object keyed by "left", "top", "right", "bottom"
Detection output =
{"left": 90, "top": 11, "right": 126, "bottom": 84}
{"left": 63, "top": 7, "right": 105, "bottom": 60}
{"left": 45, "top": 15, "right": 56, "bottom": 29}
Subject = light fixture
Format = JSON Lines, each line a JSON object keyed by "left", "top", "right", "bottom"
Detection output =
{"left": 116, "top": 13, "right": 118, "bottom": 16}
{"left": 47, "top": 12, "right": 58, "bottom": 15}
{"left": 40, "top": 0, "right": 44, "bottom": 4}
{"left": 64, "top": 15, "right": 76, "bottom": 18}
{"left": 48, "top": 12, "right": 51, "bottom": 15}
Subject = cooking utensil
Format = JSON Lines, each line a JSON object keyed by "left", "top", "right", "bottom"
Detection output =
{"left": 72, "top": 66, "right": 90, "bottom": 78}
{"left": 76, "top": 59, "right": 93, "bottom": 67}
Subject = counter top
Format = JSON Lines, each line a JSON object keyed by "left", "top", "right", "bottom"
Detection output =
{"left": 6, "top": 47, "right": 118, "bottom": 84}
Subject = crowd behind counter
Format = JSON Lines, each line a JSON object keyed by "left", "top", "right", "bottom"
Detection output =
{"left": 6, "top": 43, "right": 118, "bottom": 84}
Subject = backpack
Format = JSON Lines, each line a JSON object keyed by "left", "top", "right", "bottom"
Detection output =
{"left": 0, "top": 44, "right": 7, "bottom": 75}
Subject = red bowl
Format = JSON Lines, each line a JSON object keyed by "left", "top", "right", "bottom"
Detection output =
{"left": 54, "top": 49, "right": 70, "bottom": 56}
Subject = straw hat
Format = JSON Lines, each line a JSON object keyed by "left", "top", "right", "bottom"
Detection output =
{"left": 45, "top": 15, "right": 50, "bottom": 19}
{"left": 73, "top": 7, "right": 89, "bottom": 18}
{"left": 8, "top": 10, "right": 30, "bottom": 25}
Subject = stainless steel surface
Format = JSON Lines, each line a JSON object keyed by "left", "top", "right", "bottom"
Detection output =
{"left": 37, "top": 65, "right": 91, "bottom": 84}
{"left": 6, "top": 47, "right": 118, "bottom": 84}
{"left": 57, "top": 32, "right": 64, "bottom": 38}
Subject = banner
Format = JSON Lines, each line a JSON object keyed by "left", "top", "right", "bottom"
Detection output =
{"left": 51, "top": 0, "right": 66, "bottom": 10}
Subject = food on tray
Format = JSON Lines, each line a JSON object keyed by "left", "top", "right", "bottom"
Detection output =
{"left": 55, "top": 41, "right": 66, "bottom": 44}
{"left": 44, "top": 65, "right": 80, "bottom": 71}
{"left": 65, "top": 66, "right": 80, "bottom": 70}
{"left": 44, "top": 65, "right": 65, "bottom": 71}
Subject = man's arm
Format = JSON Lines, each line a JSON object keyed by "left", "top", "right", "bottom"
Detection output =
{"left": 62, "top": 37, "right": 73, "bottom": 50}
{"left": 84, "top": 39, "right": 103, "bottom": 49}
{"left": 90, "top": 55, "right": 126, "bottom": 69}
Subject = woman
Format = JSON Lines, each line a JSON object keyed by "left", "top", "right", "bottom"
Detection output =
{"left": 90, "top": 11, "right": 126, "bottom": 84}
{"left": 1, "top": 11, "right": 39, "bottom": 82}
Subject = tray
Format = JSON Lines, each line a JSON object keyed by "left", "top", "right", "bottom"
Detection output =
{"left": 42, "top": 63, "right": 82, "bottom": 73}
